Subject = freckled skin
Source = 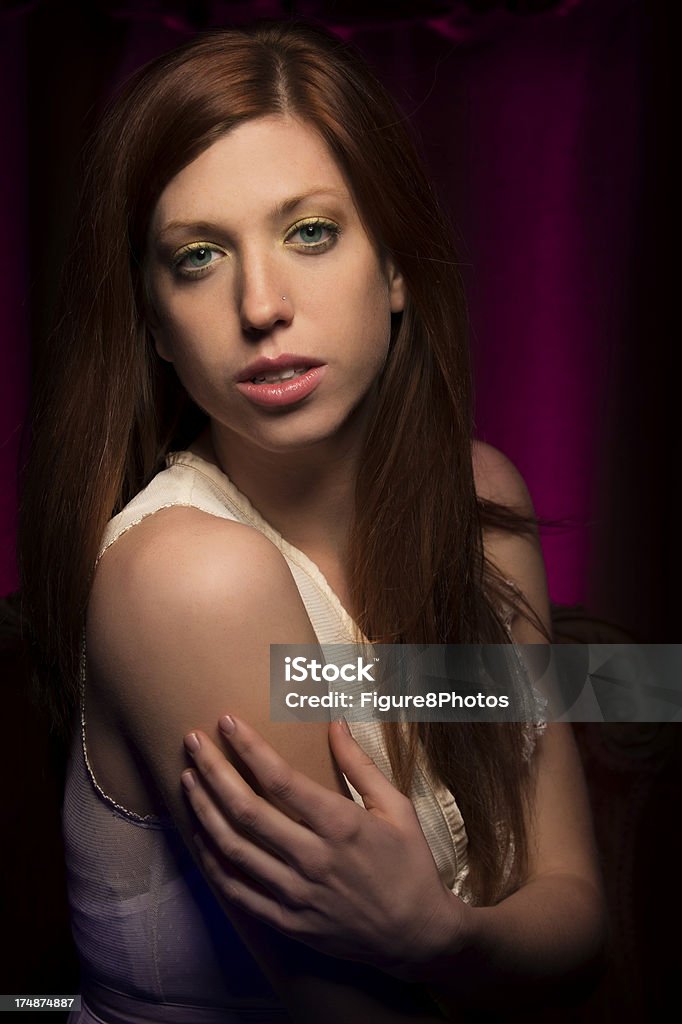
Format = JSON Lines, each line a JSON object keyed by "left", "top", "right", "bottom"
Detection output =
{"left": 146, "top": 115, "right": 405, "bottom": 459}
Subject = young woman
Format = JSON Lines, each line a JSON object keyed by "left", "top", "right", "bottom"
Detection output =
{"left": 19, "top": 21, "right": 606, "bottom": 1023}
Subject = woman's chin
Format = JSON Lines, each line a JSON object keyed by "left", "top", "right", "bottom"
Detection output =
{"left": 219, "top": 403, "right": 371, "bottom": 458}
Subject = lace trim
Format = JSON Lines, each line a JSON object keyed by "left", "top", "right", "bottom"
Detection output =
{"left": 96, "top": 501, "right": 199, "bottom": 570}
{"left": 498, "top": 577, "right": 548, "bottom": 755}
{"left": 79, "top": 628, "right": 174, "bottom": 828}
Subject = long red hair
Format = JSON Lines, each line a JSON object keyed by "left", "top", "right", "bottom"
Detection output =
{"left": 19, "top": 22, "right": 544, "bottom": 904}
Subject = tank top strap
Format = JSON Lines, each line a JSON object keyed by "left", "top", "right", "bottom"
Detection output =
{"left": 95, "top": 453, "right": 243, "bottom": 567}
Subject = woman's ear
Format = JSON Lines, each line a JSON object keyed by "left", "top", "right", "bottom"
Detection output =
{"left": 150, "top": 329, "right": 174, "bottom": 364}
{"left": 386, "top": 260, "right": 406, "bottom": 314}
{"left": 142, "top": 279, "right": 173, "bottom": 362}
{"left": 145, "top": 313, "right": 173, "bottom": 363}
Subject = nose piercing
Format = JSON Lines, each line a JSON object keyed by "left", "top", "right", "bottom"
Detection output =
{"left": 281, "top": 295, "right": 287, "bottom": 301}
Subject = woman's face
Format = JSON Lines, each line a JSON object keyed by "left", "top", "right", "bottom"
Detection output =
{"left": 146, "top": 115, "right": 405, "bottom": 457}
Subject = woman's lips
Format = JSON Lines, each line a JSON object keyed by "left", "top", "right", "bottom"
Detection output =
{"left": 235, "top": 365, "right": 327, "bottom": 407}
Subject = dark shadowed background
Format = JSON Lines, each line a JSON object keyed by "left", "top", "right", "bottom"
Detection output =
{"left": 0, "top": 2, "right": 676, "bottom": 1021}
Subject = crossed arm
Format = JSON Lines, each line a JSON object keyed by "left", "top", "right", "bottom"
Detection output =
{"left": 86, "top": 447, "right": 606, "bottom": 1019}
{"left": 181, "top": 712, "right": 606, "bottom": 1013}
{"left": 175, "top": 446, "right": 607, "bottom": 1013}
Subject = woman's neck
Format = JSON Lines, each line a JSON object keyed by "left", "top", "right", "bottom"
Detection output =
{"left": 190, "top": 422, "right": 361, "bottom": 567}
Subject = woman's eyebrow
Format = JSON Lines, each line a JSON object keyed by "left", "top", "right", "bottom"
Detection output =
{"left": 155, "top": 188, "right": 350, "bottom": 244}
{"left": 155, "top": 220, "right": 224, "bottom": 244}
{"left": 274, "top": 187, "right": 350, "bottom": 217}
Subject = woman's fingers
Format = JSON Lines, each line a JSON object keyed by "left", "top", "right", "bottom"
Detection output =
{"left": 207, "top": 714, "right": 411, "bottom": 833}
{"left": 183, "top": 729, "right": 320, "bottom": 867}
{"left": 181, "top": 767, "right": 299, "bottom": 894}
{"left": 192, "top": 831, "right": 298, "bottom": 935}
{"left": 214, "top": 714, "right": 357, "bottom": 834}
{"left": 194, "top": 832, "right": 348, "bottom": 954}
{"left": 328, "top": 719, "right": 414, "bottom": 822}
{"left": 181, "top": 717, "right": 457, "bottom": 969}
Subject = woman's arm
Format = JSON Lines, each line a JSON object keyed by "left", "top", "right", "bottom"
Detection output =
{"left": 183, "top": 716, "right": 606, "bottom": 1012}
{"left": 395, "top": 724, "right": 607, "bottom": 1012}
{"left": 419, "top": 442, "right": 608, "bottom": 1007}
{"left": 393, "top": 735, "right": 606, "bottom": 1011}
{"left": 181, "top": 444, "right": 607, "bottom": 1012}
{"left": 85, "top": 504, "right": 445, "bottom": 1023}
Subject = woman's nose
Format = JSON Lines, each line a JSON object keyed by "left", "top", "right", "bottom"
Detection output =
{"left": 237, "top": 256, "right": 292, "bottom": 334}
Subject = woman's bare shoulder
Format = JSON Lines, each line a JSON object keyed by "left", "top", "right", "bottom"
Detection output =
{"left": 85, "top": 503, "right": 339, "bottom": 821}
{"left": 93, "top": 504, "right": 291, "bottom": 605}
{"left": 471, "top": 438, "right": 533, "bottom": 513}
{"left": 471, "top": 440, "right": 550, "bottom": 641}
{"left": 86, "top": 503, "right": 314, "bottom": 730}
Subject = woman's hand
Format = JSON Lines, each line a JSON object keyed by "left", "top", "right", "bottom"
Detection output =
{"left": 181, "top": 715, "right": 470, "bottom": 977}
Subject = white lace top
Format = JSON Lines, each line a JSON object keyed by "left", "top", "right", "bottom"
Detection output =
{"left": 63, "top": 447, "right": 546, "bottom": 1023}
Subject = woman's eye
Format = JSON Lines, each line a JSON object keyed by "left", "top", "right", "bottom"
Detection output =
{"left": 285, "top": 219, "right": 339, "bottom": 251}
{"left": 173, "top": 244, "right": 224, "bottom": 276}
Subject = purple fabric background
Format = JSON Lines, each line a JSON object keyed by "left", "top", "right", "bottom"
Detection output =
{"left": 1, "top": 0, "right": 673, "bottom": 639}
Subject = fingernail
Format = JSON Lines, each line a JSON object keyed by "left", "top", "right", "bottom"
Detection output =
{"left": 219, "top": 714, "right": 236, "bottom": 736}
{"left": 181, "top": 769, "right": 196, "bottom": 791}
{"left": 335, "top": 718, "right": 351, "bottom": 735}
{"left": 184, "top": 731, "right": 201, "bottom": 754}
